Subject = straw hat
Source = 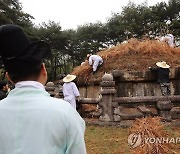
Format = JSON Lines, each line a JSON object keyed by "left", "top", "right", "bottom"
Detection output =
{"left": 156, "top": 61, "right": 170, "bottom": 68}
{"left": 63, "top": 74, "right": 76, "bottom": 83}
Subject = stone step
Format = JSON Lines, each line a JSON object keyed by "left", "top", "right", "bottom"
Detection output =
{"left": 118, "top": 108, "right": 144, "bottom": 120}
{"left": 171, "top": 107, "right": 180, "bottom": 119}
{"left": 137, "top": 106, "right": 151, "bottom": 116}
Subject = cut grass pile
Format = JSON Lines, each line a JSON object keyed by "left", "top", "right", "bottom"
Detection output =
{"left": 130, "top": 117, "right": 173, "bottom": 154}
{"left": 85, "top": 121, "right": 180, "bottom": 154}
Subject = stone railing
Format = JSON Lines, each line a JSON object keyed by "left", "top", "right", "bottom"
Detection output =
{"left": 78, "top": 98, "right": 101, "bottom": 104}
{"left": 98, "top": 73, "right": 180, "bottom": 123}
{"left": 77, "top": 66, "right": 180, "bottom": 98}
{"left": 45, "top": 82, "right": 63, "bottom": 98}
{"left": 45, "top": 73, "right": 180, "bottom": 124}
{"left": 45, "top": 82, "right": 56, "bottom": 97}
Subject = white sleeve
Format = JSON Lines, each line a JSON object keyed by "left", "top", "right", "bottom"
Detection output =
{"left": 72, "top": 83, "right": 80, "bottom": 97}
{"left": 88, "top": 56, "right": 92, "bottom": 65}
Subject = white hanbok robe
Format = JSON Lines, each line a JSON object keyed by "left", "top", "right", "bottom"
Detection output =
{"left": 88, "top": 55, "right": 103, "bottom": 72}
{"left": 160, "top": 34, "right": 174, "bottom": 47}
{"left": 0, "top": 81, "right": 86, "bottom": 154}
{"left": 63, "top": 82, "right": 80, "bottom": 109}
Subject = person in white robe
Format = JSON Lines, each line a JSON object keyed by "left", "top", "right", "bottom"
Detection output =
{"left": 87, "top": 54, "right": 103, "bottom": 73}
{"left": 159, "top": 34, "right": 174, "bottom": 47}
{"left": 63, "top": 74, "right": 80, "bottom": 109}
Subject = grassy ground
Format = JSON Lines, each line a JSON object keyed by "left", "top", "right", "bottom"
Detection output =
{"left": 85, "top": 124, "right": 180, "bottom": 154}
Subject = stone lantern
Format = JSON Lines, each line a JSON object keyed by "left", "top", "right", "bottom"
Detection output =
{"left": 99, "top": 73, "right": 116, "bottom": 122}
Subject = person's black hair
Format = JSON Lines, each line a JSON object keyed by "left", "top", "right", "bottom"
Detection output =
{"left": 8, "top": 63, "right": 42, "bottom": 83}
{"left": 0, "top": 80, "right": 7, "bottom": 89}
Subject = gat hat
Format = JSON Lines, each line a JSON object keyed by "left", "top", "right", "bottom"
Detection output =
{"left": 0, "top": 24, "right": 51, "bottom": 73}
{"left": 63, "top": 74, "right": 76, "bottom": 83}
{"left": 156, "top": 61, "right": 170, "bottom": 68}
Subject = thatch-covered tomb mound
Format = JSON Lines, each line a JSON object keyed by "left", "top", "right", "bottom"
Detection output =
{"left": 72, "top": 39, "right": 180, "bottom": 84}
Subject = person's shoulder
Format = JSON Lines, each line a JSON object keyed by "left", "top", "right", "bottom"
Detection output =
{"left": 149, "top": 67, "right": 158, "bottom": 71}
{"left": 0, "top": 90, "right": 6, "bottom": 100}
{"left": 96, "top": 55, "right": 102, "bottom": 58}
{"left": 0, "top": 90, "right": 5, "bottom": 95}
{"left": 159, "top": 67, "right": 170, "bottom": 72}
{"left": 71, "top": 82, "right": 78, "bottom": 87}
{"left": 66, "top": 82, "right": 76, "bottom": 86}
{"left": 71, "top": 82, "right": 76, "bottom": 85}
{"left": 48, "top": 97, "right": 82, "bottom": 119}
{"left": 167, "top": 34, "right": 174, "bottom": 37}
{"left": 45, "top": 97, "right": 68, "bottom": 106}
{"left": 164, "top": 68, "right": 170, "bottom": 71}
{"left": 43, "top": 97, "right": 77, "bottom": 112}
{"left": 90, "top": 54, "right": 96, "bottom": 57}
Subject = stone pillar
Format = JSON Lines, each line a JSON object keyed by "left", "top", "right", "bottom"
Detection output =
{"left": 45, "top": 82, "right": 55, "bottom": 97}
{"left": 156, "top": 100, "right": 172, "bottom": 121}
{"left": 55, "top": 84, "right": 64, "bottom": 98}
{"left": 99, "top": 73, "right": 116, "bottom": 122}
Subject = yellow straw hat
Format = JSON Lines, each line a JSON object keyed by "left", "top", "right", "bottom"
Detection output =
{"left": 156, "top": 61, "right": 170, "bottom": 68}
{"left": 63, "top": 74, "right": 76, "bottom": 83}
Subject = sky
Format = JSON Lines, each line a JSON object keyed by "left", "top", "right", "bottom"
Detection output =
{"left": 20, "top": 0, "right": 169, "bottom": 30}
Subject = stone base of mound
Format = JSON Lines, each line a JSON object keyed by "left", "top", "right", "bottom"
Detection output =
{"left": 85, "top": 118, "right": 180, "bottom": 128}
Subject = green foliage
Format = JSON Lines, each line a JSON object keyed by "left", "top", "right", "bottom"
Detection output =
{"left": 0, "top": 0, "right": 180, "bottom": 80}
{"left": 76, "top": 23, "right": 108, "bottom": 57}
{"left": 0, "top": 0, "right": 34, "bottom": 26}
{"left": 105, "top": 14, "right": 125, "bottom": 45}
{"left": 32, "top": 21, "right": 67, "bottom": 80}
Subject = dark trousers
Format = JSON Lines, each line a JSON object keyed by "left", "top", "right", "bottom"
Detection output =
{"left": 160, "top": 83, "right": 171, "bottom": 96}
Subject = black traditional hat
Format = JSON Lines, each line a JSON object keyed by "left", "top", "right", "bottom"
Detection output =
{"left": 0, "top": 24, "right": 51, "bottom": 73}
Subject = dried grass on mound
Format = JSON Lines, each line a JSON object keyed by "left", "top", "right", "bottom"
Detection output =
{"left": 72, "top": 39, "right": 180, "bottom": 83}
{"left": 129, "top": 117, "right": 173, "bottom": 154}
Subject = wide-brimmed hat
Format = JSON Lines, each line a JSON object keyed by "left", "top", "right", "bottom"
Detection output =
{"left": 156, "top": 61, "right": 170, "bottom": 68}
{"left": 63, "top": 74, "right": 76, "bottom": 83}
{"left": 0, "top": 24, "right": 51, "bottom": 73}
